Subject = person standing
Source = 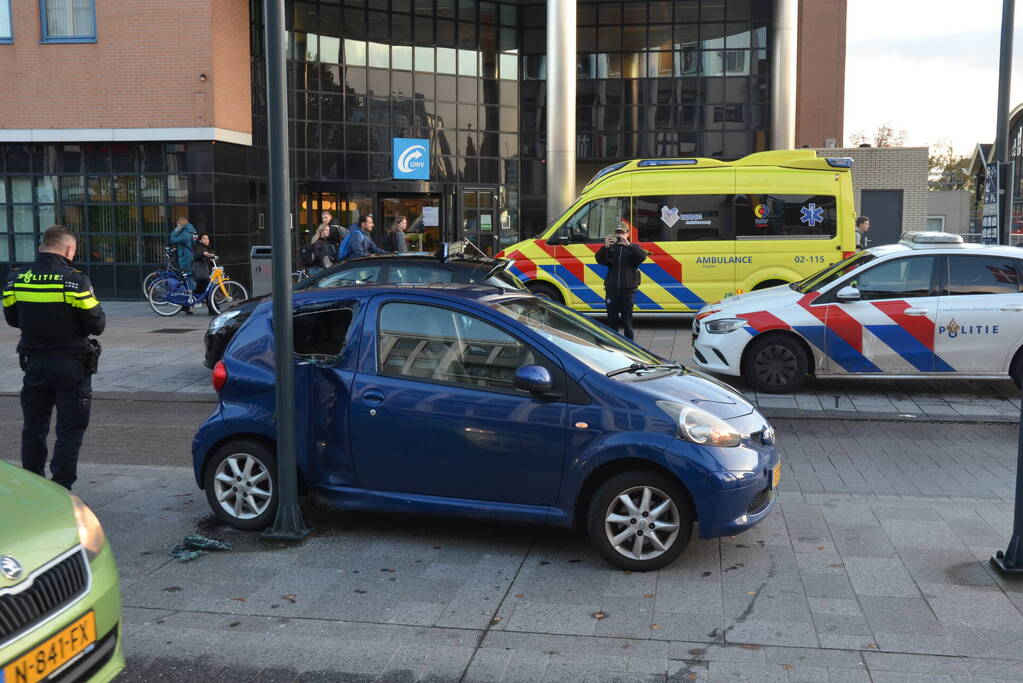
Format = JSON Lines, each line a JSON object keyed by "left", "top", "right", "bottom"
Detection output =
{"left": 169, "top": 216, "right": 198, "bottom": 314}
{"left": 595, "top": 222, "right": 647, "bottom": 340}
{"left": 309, "top": 225, "right": 335, "bottom": 275}
{"left": 319, "top": 210, "right": 347, "bottom": 252}
{"left": 383, "top": 215, "right": 408, "bottom": 253}
{"left": 2, "top": 226, "right": 105, "bottom": 490}
{"left": 192, "top": 234, "right": 217, "bottom": 315}
{"left": 339, "top": 214, "right": 388, "bottom": 260}
{"left": 855, "top": 215, "right": 871, "bottom": 249}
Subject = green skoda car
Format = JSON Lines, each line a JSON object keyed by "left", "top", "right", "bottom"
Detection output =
{"left": 0, "top": 462, "right": 124, "bottom": 683}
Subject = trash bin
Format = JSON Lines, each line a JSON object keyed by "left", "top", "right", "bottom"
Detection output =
{"left": 249, "top": 246, "right": 273, "bottom": 297}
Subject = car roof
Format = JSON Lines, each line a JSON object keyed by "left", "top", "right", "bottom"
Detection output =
{"left": 339, "top": 253, "right": 499, "bottom": 268}
{"left": 291, "top": 282, "right": 524, "bottom": 305}
{"left": 867, "top": 242, "right": 1023, "bottom": 258}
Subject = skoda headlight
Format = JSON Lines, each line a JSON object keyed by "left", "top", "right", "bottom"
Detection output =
{"left": 209, "top": 309, "right": 242, "bottom": 334}
{"left": 71, "top": 495, "right": 106, "bottom": 561}
{"left": 703, "top": 318, "right": 746, "bottom": 334}
{"left": 657, "top": 401, "right": 741, "bottom": 448}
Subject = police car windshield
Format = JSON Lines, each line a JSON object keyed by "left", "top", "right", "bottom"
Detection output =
{"left": 790, "top": 251, "right": 876, "bottom": 294}
{"left": 490, "top": 298, "right": 660, "bottom": 374}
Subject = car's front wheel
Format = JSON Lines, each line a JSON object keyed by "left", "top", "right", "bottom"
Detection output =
{"left": 741, "top": 333, "right": 809, "bottom": 393}
{"left": 587, "top": 471, "right": 693, "bottom": 571}
{"left": 204, "top": 439, "right": 278, "bottom": 530}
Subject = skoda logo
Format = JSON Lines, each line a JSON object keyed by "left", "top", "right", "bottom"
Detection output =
{"left": 396, "top": 144, "right": 427, "bottom": 173}
{"left": 0, "top": 555, "right": 23, "bottom": 581}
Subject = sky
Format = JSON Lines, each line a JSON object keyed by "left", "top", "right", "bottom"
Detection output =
{"left": 845, "top": 0, "right": 1023, "bottom": 156}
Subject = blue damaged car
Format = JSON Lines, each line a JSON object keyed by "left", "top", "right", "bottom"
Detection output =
{"left": 192, "top": 285, "right": 779, "bottom": 571}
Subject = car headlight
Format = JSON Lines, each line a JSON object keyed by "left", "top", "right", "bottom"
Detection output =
{"left": 208, "top": 309, "right": 242, "bottom": 334}
{"left": 656, "top": 401, "right": 741, "bottom": 448}
{"left": 703, "top": 318, "right": 746, "bottom": 334}
{"left": 71, "top": 495, "right": 106, "bottom": 561}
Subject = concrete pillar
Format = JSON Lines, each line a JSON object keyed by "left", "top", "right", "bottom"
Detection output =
{"left": 546, "top": 0, "right": 576, "bottom": 224}
{"left": 771, "top": 0, "right": 798, "bottom": 150}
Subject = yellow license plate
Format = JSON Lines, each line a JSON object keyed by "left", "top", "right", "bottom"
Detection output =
{"left": 3, "top": 611, "right": 96, "bottom": 683}
{"left": 772, "top": 462, "right": 781, "bottom": 489}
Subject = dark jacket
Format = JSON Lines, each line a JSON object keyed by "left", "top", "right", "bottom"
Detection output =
{"left": 2, "top": 252, "right": 106, "bottom": 356}
{"left": 193, "top": 243, "right": 214, "bottom": 281}
{"left": 312, "top": 238, "right": 335, "bottom": 268}
{"left": 595, "top": 242, "right": 648, "bottom": 293}
{"left": 325, "top": 223, "right": 348, "bottom": 249}
{"left": 383, "top": 229, "right": 407, "bottom": 253}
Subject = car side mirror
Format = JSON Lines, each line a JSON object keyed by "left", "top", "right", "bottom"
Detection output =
{"left": 514, "top": 365, "right": 554, "bottom": 394}
{"left": 836, "top": 285, "right": 861, "bottom": 302}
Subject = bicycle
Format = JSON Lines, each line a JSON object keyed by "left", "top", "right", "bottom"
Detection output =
{"left": 147, "top": 256, "right": 249, "bottom": 317}
{"left": 142, "top": 247, "right": 180, "bottom": 295}
{"left": 292, "top": 267, "right": 310, "bottom": 285}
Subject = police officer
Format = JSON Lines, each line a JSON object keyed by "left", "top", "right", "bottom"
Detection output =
{"left": 2, "top": 226, "right": 105, "bottom": 490}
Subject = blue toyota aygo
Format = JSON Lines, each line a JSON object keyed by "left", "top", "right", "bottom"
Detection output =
{"left": 193, "top": 284, "right": 779, "bottom": 571}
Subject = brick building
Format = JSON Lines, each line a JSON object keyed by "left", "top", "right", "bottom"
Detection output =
{"left": 0, "top": 0, "right": 848, "bottom": 298}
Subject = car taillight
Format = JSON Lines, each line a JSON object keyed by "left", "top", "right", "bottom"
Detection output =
{"left": 212, "top": 361, "right": 228, "bottom": 392}
{"left": 842, "top": 251, "right": 855, "bottom": 259}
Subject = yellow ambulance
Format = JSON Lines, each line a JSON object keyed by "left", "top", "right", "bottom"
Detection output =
{"left": 497, "top": 149, "right": 857, "bottom": 313}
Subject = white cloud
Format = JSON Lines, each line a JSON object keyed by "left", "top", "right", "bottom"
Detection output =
{"left": 844, "top": 0, "right": 1023, "bottom": 155}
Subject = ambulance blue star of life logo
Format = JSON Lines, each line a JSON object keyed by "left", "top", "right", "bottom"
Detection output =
{"left": 800, "top": 202, "right": 824, "bottom": 227}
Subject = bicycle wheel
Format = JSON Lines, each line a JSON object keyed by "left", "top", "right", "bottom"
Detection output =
{"left": 210, "top": 280, "right": 249, "bottom": 315}
{"left": 142, "top": 270, "right": 161, "bottom": 296}
{"left": 147, "top": 278, "right": 183, "bottom": 317}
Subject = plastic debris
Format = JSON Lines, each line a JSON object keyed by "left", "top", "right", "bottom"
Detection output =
{"left": 169, "top": 534, "right": 232, "bottom": 562}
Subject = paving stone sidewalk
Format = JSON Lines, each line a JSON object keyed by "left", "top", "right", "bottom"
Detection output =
{"left": 2, "top": 303, "right": 1019, "bottom": 421}
{"left": 63, "top": 456, "right": 1023, "bottom": 682}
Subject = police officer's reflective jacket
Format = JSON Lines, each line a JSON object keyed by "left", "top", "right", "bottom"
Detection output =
{"left": 2, "top": 252, "right": 106, "bottom": 356}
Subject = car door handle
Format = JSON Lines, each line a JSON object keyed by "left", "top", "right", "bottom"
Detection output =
{"left": 1001, "top": 304, "right": 1023, "bottom": 312}
{"left": 362, "top": 390, "right": 385, "bottom": 406}
{"left": 904, "top": 308, "right": 928, "bottom": 316}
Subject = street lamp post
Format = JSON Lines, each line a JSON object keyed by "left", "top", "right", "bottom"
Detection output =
{"left": 261, "top": 0, "right": 311, "bottom": 542}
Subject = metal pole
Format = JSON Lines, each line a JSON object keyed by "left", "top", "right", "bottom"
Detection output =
{"left": 770, "top": 0, "right": 798, "bottom": 150}
{"left": 261, "top": 0, "right": 310, "bottom": 542}
{"left": 546, "top": 0, "right": 576, "bottom": 225}
{"left": 996, "top": 0, "right": 1015, "bottom": 245}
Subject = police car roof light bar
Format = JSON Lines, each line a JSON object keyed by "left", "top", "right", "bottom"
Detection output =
{"left": 901, "top": 231, "right": 965, "bottom": 245}
{"left": 825, "top": 157, "right": 854, "bottom": 168}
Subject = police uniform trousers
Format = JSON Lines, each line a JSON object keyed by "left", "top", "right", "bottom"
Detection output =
{"left": 605, "top": 290, "right": 637, "bottom": 340}
{"left": 21, "top": 355, "right": 92, "bottom": 490}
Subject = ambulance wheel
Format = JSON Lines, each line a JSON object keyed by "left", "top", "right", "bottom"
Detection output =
{"left": 753, "top": 279, "right": 787, "bottom": 291}
{"left": 742, "top": 333, "right": 808, "bottom": 394}
{"left": 528, "top": 282, "right": 563, "bottom": 304}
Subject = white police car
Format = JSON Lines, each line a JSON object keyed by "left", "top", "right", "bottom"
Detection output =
{"left": 692, "top": 232, "right": 1023, "bottom": 393}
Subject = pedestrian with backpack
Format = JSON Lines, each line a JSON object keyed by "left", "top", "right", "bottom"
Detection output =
{"left": 337, "top": 214, "right": 387, "bottom": 261}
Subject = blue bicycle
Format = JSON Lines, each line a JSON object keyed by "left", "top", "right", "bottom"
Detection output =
{"left": 146, "top": 255, "right": 249, "bottom": 317}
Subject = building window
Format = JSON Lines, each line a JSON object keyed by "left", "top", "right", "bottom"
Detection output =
{"left": 926, "top": 216, "right": 945, "bottom": 231}
{"left": 40, "top": 0, "right": 96, "bottom": 43}
{"left": 0, "top": 0, "right": 12, "bottom": 43}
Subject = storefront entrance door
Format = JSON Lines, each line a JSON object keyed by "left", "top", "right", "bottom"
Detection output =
{"left": 379, "top": 194, "right": 442, "bottom": 253}
{"left": 460, "top": 188, "right": 498, "bottom": 256}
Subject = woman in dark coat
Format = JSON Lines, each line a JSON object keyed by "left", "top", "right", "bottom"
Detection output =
{"left": 192, "top": 234, "right": 217, "bottom": 315}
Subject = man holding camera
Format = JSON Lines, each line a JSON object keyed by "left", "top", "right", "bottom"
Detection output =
{"left": 595, "top": 221, "right": 647, "bottom": 340}
{"left": 2, "top": 225, "right": 105, "bottom": 490}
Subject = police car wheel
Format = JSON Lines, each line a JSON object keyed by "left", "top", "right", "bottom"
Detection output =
{"left": 1011, "top": 351, "right": 1023, "bottom": 390}
{"left": 742, "top": 334, "right": 808, "bottom": 394}
{"left": 528, "top": 282, "right": 563, "bottom": 304}
{"left": 204, "top": 439, "right": 278, "bottom": 531}
{"left": 587, "top": 471, "right": 693, "bottom": 571}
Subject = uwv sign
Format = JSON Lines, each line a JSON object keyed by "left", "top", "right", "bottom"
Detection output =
{"left": 393, "top": 138, "right": 430, "bottom": 180}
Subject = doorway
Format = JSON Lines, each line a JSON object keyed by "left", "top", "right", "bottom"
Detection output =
{"left": 860, "top": 190, "right": 904, "bottom": 247}
{"left": 460, "top": 188, "right": 498, "bottom": 256}
{"left": 379, "top": 194, "right": 442, "bottom": 253}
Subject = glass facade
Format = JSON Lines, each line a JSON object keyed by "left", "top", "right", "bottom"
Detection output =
{"left": 0, "top": 0, "right": 775, "bottom": 298}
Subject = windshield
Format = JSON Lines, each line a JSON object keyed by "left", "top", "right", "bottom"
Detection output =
{"left": 484, "top": 267, "right": 527, "bottom": 290}
{"left": 489, "top": 298, "right": 661, "bottom": 374}
{"left": 789, "top": 251, "right": 876, "bottom": 293}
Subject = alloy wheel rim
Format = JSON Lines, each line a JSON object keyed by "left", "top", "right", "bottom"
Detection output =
{"left": 754, "top": 345, "right": 797, "bottom": 386}
{"left": 212, "top": 453, "right": 273, "bottom": 519}
{"left": 604, "top": 485, "right": 680, "bottom": 561}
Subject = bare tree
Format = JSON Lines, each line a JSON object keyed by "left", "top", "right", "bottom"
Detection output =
{"left": 849, "top": 122, "right": 908, "bottom": 148}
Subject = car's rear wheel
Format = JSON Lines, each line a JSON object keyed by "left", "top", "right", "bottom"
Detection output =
{"left": 1011, "top": 348, "right": 1023, "bottom": 389}
{"left": 587, "top": 471, "right": 693, "bottom": 571}
{"left": 527, "top": 282, "right": 564, "bottom": 304}
{"left": 742, "top": 333, "right": 809, "bottom": 394}
{"left": 204, "top": 439, "right": 277, "bottom": 531}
